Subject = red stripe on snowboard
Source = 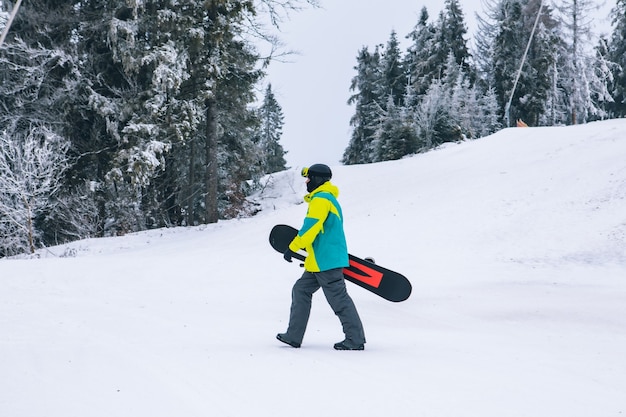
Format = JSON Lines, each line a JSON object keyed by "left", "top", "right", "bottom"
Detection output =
{"left": 343, "top": 259, "right": 383, "bottom": 288}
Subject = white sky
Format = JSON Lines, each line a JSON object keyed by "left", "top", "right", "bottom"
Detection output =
{"left": 263, "top": 0, "right": 614, "bottom": 168}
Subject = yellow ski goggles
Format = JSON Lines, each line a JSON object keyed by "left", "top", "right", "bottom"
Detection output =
{"left": 301, "top": 164, "right": 332, "bottom": 179}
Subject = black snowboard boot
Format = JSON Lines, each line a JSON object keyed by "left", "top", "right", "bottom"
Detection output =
{"left": 276, "top": 333, "right": 301, "bottom": 348}
{"left": 333, "top": 339, "right": 364, "bottom": 351}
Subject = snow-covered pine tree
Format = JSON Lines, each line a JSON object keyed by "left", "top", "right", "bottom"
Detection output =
{"left": 257, "top": 84, "right": 287, "bottom": 174}
{"left": 491, "top": 0, "right": 560, "bottom": 126}
{"left": 446, "top": 55, "right": 474, "bottom": 139}
{"left": 67, "top": 0, "right": 266, "bottom": 230}
{"left": 411, "top": 2, "right": 473, "bottom": 92}
{"left": 476, "top": 87, "right": 503, "bottom": 136}
{"left": 448, "top": 63, "right": 502, "bottom": 140}
{"left": 370, "top": 30, "right": 411, "bottom": 161}
{"left": 378, "top": 30, "right": 406, "bottom": 108}
{"left": 588, "top": 35, "right": 617, "bottom": 120}
{"left": 403, "top": 1, "right": 474, "bottom": 148}
{"left": 210, "top": 28, "right": 265, "bottom": 220}
{"left": 414, "top": 79, "right": 461, "bottom": 148}
{"left": 607, "top": 0, "right": 626, "bottom": 117}
{"left": 442, "top": 0, "right": 472, "bottom": 78}
{"left": 343, "top": 46, "right": 383, "bottom": 165}
{"left": 554, "top": 0, "right": 605, "bottom": 124}
{"left": 527, "top": 1, "right": 561, "bottom": 126}
{"left": 405, "top": 7, "right": 437, "bottom": 96}
{"left": 375, "top": 96, "right": 419, "bottom": 161}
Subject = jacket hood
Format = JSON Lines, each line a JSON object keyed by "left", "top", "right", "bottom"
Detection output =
{"left": 304, "top": 181, "right": 339, "bottom": 202}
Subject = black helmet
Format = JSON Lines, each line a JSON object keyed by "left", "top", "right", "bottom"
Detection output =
{"left": 301, "top": 164, "right": 332, "bottom": 179}
{"left": 302, "top": 163, "right": 332, "bottom": 192}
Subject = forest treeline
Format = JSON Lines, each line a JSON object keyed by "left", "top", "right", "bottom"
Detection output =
{"left": 343, "top": 0, "right": 626, "bottom": 164}
{"left": 0, "top": 0, "right": 292, "bottom": 256}
{"left": 1, "top": 0, "right": 625, "bottom": 256}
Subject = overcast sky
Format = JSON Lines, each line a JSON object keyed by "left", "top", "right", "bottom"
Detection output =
{"left": 262, "top": 0, "right": 614, "bottom": 168}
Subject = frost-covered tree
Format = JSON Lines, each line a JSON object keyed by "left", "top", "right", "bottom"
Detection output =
{"left": 442, "top": 0, "right": 472, "bottom": 78}
{"left": 607, "top": 0, "right": 626, "bottom": 117}
{"left": 42, "top": 182, "right": 101, "bottom": 246}
{"left": 98, "top": 1, "right": 218, "bottom": 229}
{"left": 490, "top": 0, "right": 560, "bottom": 126}
{"left": 257, "top": 83, "right": 287, "bottom": 174}
{"left": 414, "top": 79, "right": 461, "bottom": 148}
{"left": 476, "top": 87, "right": 503, "bottom": 136}
{"left": 588, "top": 35, "right": 617, "bottom": 120}
{"left": 0, "top": 33, "right": 77, "bottom": 142}
{"left": 405, "top": 7, "right": 437, "bottom": 96}
{"left": 62, "top": 0, "right": 267, "bottom": 230}
{"left": 378, "top": 30, "right": 406, "bottom": 107}
{"left": 375, "top": 96, "right": 419, "bottom": 161}
{"left": 406, "top": 1, "right": 472, "bottom": 96}
{"left": 0, "top": 125, "right": 69, "bottom": 256}
{"left": 212, "top": 33, "right": 265, "bottom": 220}
{"left": 448, "top": 65, "right": 475, "bottom": 139}
{"left": 528, "top": 5, "right": 562, "bottom": 126}
{"left": 554, "top": 0, "right": 606, "bottom": 124}
{"left": 343, "top": 46, "right": 383, "bottom": 164}
{"left": 432, "top": 51, "right": 501, "bottom": 141}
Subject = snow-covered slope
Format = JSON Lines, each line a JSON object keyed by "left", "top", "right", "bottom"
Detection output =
{"left": 2, "top": 120, "right": 625, "bottom": 417}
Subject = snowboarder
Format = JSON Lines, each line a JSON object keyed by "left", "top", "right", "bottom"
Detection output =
{"left": 277, "top": 164, "right": 366, "bottom": 350}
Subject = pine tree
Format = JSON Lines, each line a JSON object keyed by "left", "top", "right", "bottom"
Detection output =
{"left": 476, "top": 87, "right": 503, "bottom": 136}
{"left": 375, "top": 96, "right": 419, "bottom": 161}
{"left": 442, "top": 0, "right": 472, "bottom": 78}
{"left": 378, "top": 30, "right": 406, "bottom": 107}
{"left": 608, "top": 0, "right": 626, "bottom": 117}
{"left": 405, "top": 7, "right": 437, "bottom": 96}
{"left": 414, "top": 2, "right": 473, "bottom": 88}
{"left": 474, "top": 0, "right": 501, "bottom": 88}
{"left": 414, "top": 79, "right": 461, "bottom": 148}
{"left": 210, "top": 28, "right": 265, "bottom": 221}
{"left": 368, "top": 30, "right": 412, "bottom": 161}
{"left": 343, "top": 46, "right": 383, "bottom": 164}
{"left": 525, "top": 1, "right": 561, "bottom": 125}
{"left": 554, "top": 0, "right": 605, "bottom": 124}
{"left": 491, "top": 0, "right": 560, "bottom": 126}
{"left": 68, "top": 0, "right": 265, "bottom": 230}
{"left": 589, "top": 35, "right": 618, "bottom": 120}
{"left": 257, "top": 84, "right": 287, "bottom": 174}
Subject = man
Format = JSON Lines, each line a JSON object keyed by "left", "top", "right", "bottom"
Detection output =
{"left": 277, "top": 164, "right": 366, "bottom": 350}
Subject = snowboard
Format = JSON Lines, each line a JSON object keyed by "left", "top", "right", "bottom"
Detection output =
{"left": 269, "top": 224, "right": 412, "bottom": 302}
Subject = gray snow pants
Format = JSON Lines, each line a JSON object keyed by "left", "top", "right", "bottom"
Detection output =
{"left": 284, "top": 268, "right": 365, "bottom": 345}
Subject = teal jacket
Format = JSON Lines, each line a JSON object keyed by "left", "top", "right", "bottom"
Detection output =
{"left": 288, "top": 181, "right": 349, "bottom": 272}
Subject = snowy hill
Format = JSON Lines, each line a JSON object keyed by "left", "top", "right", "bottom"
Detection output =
{"left": 1, "top": 120, "right": 625, "bottom": 417}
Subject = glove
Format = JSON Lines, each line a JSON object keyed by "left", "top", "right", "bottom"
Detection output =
{"left": 283, "top": 248, "right": 296, "bottom": 263}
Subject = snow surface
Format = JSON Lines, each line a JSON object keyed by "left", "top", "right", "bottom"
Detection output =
{"left": 2, "top": 120, "right": 626, "bottom": 417}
